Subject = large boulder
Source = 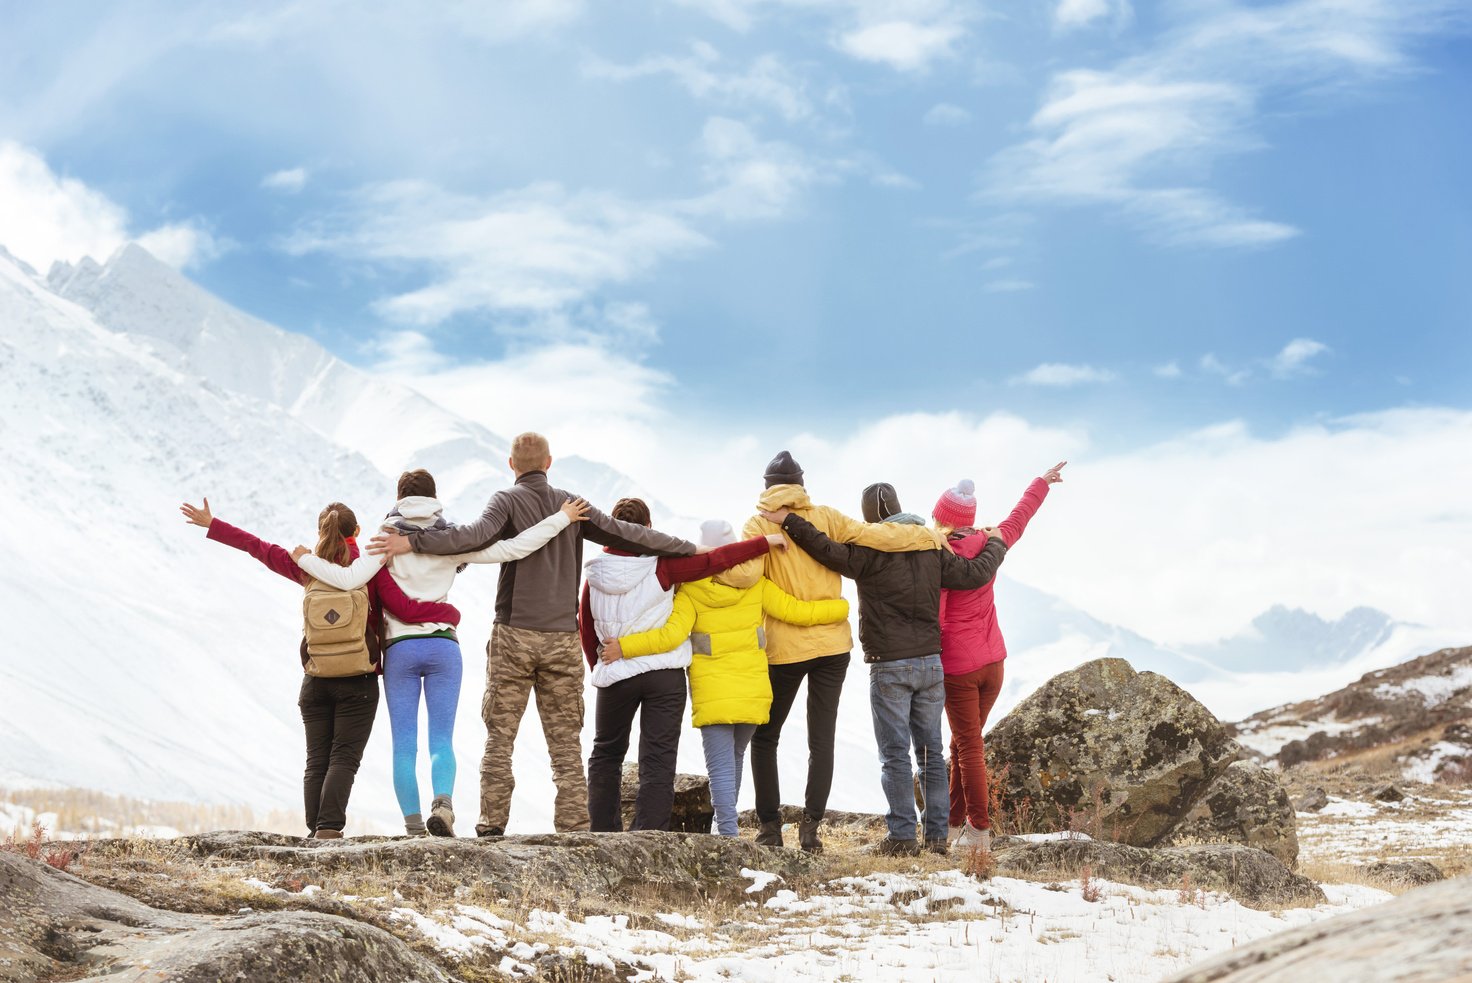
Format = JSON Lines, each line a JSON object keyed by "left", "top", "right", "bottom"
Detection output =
{"left": 989, "top": 838, "right": 1323, "bottom": 909}
{"left": 1163, "top": 875, "right": 1472, "bottom": 982}
{"left": 620, "top": 765, "right": 715, "bottom": 833}
{"left": 985, "top": 658, "right": 1241, "bottom": 846}
{"left": 1166, "top": 760, "right": 1300, "bottom": 868}
{"left": 0, "top": 849, "right": 451, "bottom": 983}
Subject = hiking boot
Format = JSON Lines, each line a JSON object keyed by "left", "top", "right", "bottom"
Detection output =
{"left": 755, "top": 820, "right": 784, "bottom": 848}
{"left": 874, "top": 837, "right": 920, "bottom": 857}
{"left": 427, "top": 795, "right": 455, "bottom": 838}
{"left": 955, "top": 822, "right": 991, "bottom": 852}
{"left": 404, "top": 814, "right": 428, "bottom": 837}
{"left": 798, "top": 814, "right": 823, "bottom": 855}
{"left": 313, "top": 828, "right": 343, "bottom": 840}
{"left": 476, "top": 825, "right": 505, "bottom": 839}
{"left": 924, "top": 838, "right": 950, "bottom": 855}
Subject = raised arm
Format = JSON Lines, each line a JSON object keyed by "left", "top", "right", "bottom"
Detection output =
{"left": 455, "top": 506, "right": 577, "bottom": 564}
{"left": 775, "top": 512, "right": 876, "bottom": 581}
{"left": 372, "top": 567, "right": 461, "bottom": 626}
{"left": 615, "top": 591, "right": 698, "bottom": 658}
{"left": 760, "top": 579, "right": 849, "bottom": 626}
{"left": 295, "top": 550, "right": 384, "bottom": 590}
{"left": 198, "top": 512, "right": 307, "bottom": 586}
{"left": 939, "top": 536, "right": 1008, "bottom": 591}
{"left": 582, "top": 502, "right": 696, "bottom": 557}
{"left": 998, "top": 465, "right": 1062, "bottom": 547}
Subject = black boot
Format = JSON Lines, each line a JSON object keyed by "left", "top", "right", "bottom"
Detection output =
{"left": 798, "top": 813, "right": 823, "bottom": 855}
{"left": 874, "top": 837, "right": 920, "bottom": 857}
{"left": 756, "top": 820, "right": 784, "bottom": 848}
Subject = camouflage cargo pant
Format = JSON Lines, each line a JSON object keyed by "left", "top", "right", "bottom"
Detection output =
{"left": 476, "top": 623, "right": 589, "bottom": 834}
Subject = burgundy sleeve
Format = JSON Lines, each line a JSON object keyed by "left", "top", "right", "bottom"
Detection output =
{"left": 656, "top": 536, "right": 773, "bottom": 590}
{"left": 371, "top": 567, "right": 461, "bottom": 626}
{"left": 998, "top": 479, "right": 1050, "bottom": 548}
{"left": 206, "top": 518, "right": 307, "bottom": 585}
{"left": 578, "top": 581, "right": 599, "bottom": 669}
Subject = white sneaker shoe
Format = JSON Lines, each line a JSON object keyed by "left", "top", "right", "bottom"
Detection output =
{"left": 947, "top": 825, "right": 963, "bottom": 844}
{"left": 955, "top": 822, "right": 991, "bottom": 852}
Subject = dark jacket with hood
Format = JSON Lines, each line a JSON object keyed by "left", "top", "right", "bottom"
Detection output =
{"left": 779, "top": 513, "right": 1007, "bottom": 664}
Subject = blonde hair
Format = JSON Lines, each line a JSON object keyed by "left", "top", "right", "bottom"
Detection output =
{"left": 510, "top": 432, "right": 551, "bottom": 473}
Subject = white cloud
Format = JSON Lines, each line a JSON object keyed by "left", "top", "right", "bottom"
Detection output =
{"left": 1200, "top": 353, "right": 1252, "bottom": 385}
{"left": 986, "top": 0, "right": 1467, "bottom": 247}
{"left": 261, "top": 167, "right": 308, "bottom": 193}
{"left": 687, "top": 116, "right": 823, "bottom": 220}
{"left": 446, "top": 0, "right": 585, "bottom": 41}
{"left": 1054, "top": 0, "right": 1132, "bottom": 31}
{"left": 1269, "top": 337, "right": 1330, "bottom": 377}
{"left": 1011, "top": 362, "right": 1116, "bottom": 386}
{"left": 984, "top": 277, "right": 1035, "bottom": 293}
{"left": 585, "top": 44, "right": 819, "bottom": 122}
{"left": 0, "top": 141, "right": 217, "bottom": 270}
{"left": 837, "top": 20, "right": 963, "bottom": 72}
{"left": 1154, "top": 361, "right": 1182, "bottom": 379}
{"left": 923, "top": 102, "right": 972, "bottom": 126}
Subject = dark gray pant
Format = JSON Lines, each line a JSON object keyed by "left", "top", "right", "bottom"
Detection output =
{"left": 299, "top": 673, "right": 379, "bottom": 833}
{"left": 586, "top": 668, "right": 687, "bottom": 832}
{"left": 752, "top": 652, "right": 850, "bottom": 825}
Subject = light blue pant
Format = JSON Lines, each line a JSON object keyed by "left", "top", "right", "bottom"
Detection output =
{"left": 869, "top": 654, "right": 947, "bottom": 843}
{"left": 383, "top": 637, "right": 462, "bottom": 818}
{"left": 701, "top": 723, "right": 757, "bottom": 836}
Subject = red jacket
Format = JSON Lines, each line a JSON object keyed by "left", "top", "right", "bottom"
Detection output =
{"left": 577, "top": 536, "right": 773, "bottom": 668}
{"left": 207, "top": 518, "right": 460, "bottom": 671}
{"left": 938, "top": 478, "right": 1049, "bottom": 676}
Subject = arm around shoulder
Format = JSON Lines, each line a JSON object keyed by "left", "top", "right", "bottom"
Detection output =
{"left": 619, "top": 592, "right": 698, "bottom": 658}
{"left": 760, "top": 579, "right": 849, "bottom": 626}
{"left": 296, "top": 551, "right": 383, "bottom": 590}
{"left": 460, "top": 510, "right": 571, "bottom": 564}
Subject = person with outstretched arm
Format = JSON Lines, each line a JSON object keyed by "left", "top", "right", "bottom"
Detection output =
{"left": 937, "top": 462, "right": 1065, "bottom": 852}
{"left": 761, "top": 487, "right": 1007, "bottom": 857}
{"left": 181, "top": 496, "right": 460, "bottom": 840}
{"left": 367, "top": 432, "right": 698, "bottom": 836}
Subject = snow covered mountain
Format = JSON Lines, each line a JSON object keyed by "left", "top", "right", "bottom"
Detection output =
{"left": 0, "top": 239, "right": 1451, "bottom": 834}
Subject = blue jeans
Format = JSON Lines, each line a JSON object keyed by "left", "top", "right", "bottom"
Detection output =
{"left": 869, "top": 654, "right": 947, "bottom": 843}
{"left": 701, "top": 723, "right": 757, "bottom": 836}
{"left": 383, "top": 637, "right": 463, "bottom": 817}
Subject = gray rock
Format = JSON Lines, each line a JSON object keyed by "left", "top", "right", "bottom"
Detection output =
{"left": 1367, "top": 860, "right": 1445, "bottom": 887}
{"left": 1166, "top": 760, "right": 1300, "bottom": 868}
{"left": 1162, "top": 875, "right": 1472, "bottom": 982}
{"left": 984, "top": 658, "right": 1241, "bottom": 846}
{"left": 179, "top": 828, "right": 818, "bottom": 903}
{"left": 1373, "top": 783, "right": 1406, "bottom": 802}
{"left": 0, "top": 849, "right": 451, "bottom": 983}
{"left": 990, "top": 839, "right": 1324, "bottom": 909}
{"left": 1293, "top": 786, "right": 1329, "bottom": 813}
{"left": 737, "top": 805, "right": 889, "bottom": 831}
{"left": 620, "top": 764, "right": 714, "bottom": 833}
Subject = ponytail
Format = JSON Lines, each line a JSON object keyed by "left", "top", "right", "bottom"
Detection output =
{"left": 315, "top": 502, "right": 357, "bottom": 567}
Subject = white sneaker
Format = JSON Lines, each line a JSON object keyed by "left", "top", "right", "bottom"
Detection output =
{"left": 955, "top": 822, "right": 991, "bottom": 852}
{"left": 947, "top": 825, "right": 963, "bottom": 844}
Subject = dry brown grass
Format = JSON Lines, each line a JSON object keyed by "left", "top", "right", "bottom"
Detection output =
{"left": 1, "top": 787, "right": 300, "bottom": 837}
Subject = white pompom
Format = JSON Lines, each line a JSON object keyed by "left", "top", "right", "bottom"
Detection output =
{"left": 956, "top": 478, "right": 975, "bottom": 497}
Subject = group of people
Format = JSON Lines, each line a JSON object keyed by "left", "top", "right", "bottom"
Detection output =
{"left": 182, "top": 432, "right": 1063, "bottom": 855}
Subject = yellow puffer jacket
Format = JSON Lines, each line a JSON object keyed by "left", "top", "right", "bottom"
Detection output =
{"left": 618, "top": 575, "right": 849, "bottom": 727}
{"left": 721, "top": 484, "right": 943, "bottom": 666}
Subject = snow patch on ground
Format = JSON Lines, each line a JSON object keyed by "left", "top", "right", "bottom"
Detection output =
{"left": 1234, "top": 715, "right": 1375, "bottom": 758}
{"left": 1372, "top": 666, "right": 1472, "bottom": 706}
{"left": 1401, "top": 742, "right": 1472, "bottom": 783}
{"left": 1298, "top": 788, "right": 1472, "bottom": 864}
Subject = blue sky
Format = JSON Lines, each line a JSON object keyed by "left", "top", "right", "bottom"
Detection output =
{"left": 4, "top": 0, "right": 1470, "bottom": 451}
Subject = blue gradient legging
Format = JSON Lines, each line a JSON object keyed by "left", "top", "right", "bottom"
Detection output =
{"left": 383, "top": 637, "right": 463, "bottom": 818}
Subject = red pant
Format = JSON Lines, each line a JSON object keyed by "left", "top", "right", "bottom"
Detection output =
{"left": 944, "top": 661, "right": 1005, "bottom": 829}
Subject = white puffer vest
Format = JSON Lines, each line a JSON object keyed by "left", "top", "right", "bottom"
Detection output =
{"left": 584, "top": 553, "right": 693, "bottom": 688}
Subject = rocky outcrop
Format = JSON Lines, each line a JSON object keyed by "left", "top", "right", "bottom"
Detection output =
{"left": 1367, "top": 860, "right": 1445, "bottom": 887}
{"left": 1293, "top": 786, "right": 1329, "bottom": 813}
{"left": 989, "top": 838, "right": 1324, "bottom": 909}
{"left": 1162, "top": 875, "right": 1472, "bottom": 982}
{"left": 984, "top": 658, "right": 1241, "bottom": 846}
{"left": 178, "top": 829, "right": 818, "bottom": 903}
{"left": 621, "top": 765, "right": 714, "bottom": 833}
{"left": 737, "top": 806, "right": 888, "bottom": 831}
{"left": 1166, "top": 760, "right": 1300, "bottom": 868}
{"left": 0, "top": 848, "right": 451, "bottom": 983}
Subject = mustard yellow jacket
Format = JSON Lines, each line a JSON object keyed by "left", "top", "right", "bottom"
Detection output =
{"left": 721, "top": 485, "right": 943, "bottom": 666}
{"left": 619, "top": 575, "right": 849, "bottom": 727}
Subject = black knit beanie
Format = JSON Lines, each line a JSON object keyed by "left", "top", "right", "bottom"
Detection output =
{"left": 763, "top": 450, "right": 804, "bottom": 488}
{"left": 861, "top": 482, "right": 902, "bottom": 523}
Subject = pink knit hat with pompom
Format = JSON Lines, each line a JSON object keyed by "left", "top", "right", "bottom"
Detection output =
{"left": 932, "top": 479, "right": 977, "bottom": 529}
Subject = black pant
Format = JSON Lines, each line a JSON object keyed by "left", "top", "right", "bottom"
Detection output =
{"left": 299, "top": 673, "right": 379, "bottom": 833}
{"left": 586, "top": 668, "right": 686, "bottom": 832}
{"left": 752, "top": 652, "right": 849, "bottom": 825}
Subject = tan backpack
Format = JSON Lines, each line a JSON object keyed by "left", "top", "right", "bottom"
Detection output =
{"left": 301, "top": 578, "right": 374, "bottom": 677}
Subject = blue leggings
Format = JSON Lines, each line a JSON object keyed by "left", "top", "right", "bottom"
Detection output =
{"left": 383, "top": 637, "right": 462, "bottom": 817}
{"left": 701, "top": 723, "right": 757, "bottom": 837}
